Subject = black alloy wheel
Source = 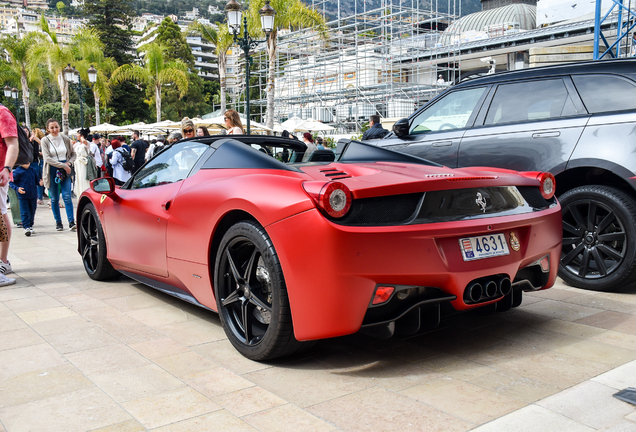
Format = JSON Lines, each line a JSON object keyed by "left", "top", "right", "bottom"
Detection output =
{"left": 214, "top": 221, "right": 305, "bottom": 361}
{"left": 559, "top": 185, "right": 636, "bottom": 291}
{"left": 79, "top": 204, "right": 119, "bottom": 280}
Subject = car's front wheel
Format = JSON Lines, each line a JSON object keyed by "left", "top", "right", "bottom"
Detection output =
{"left": 79, "top": 203, "right": 119, "bottom": 281}
{"left": 214, "top": 221, "right": 305, "bottom": 361}
{"left": 559, "top": 185, "right": 636, "bottom": 291}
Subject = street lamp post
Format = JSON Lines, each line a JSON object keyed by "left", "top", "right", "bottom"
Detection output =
{"left": 225, "top": 0, "right": 275, "bottom": 135}
{"left": 3, "top": 85, "right": 20, "bottom": 124}
{"left": 64, "top": 64, "right": 98, "bottom": 129}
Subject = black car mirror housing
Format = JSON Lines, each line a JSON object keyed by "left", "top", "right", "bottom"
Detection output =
{"left": 393, "top": 118, "right": 410, "bottom": 137}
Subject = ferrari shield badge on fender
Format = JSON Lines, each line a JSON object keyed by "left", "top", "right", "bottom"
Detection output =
{"left": 100, "top": 194, "right": 107, "bottom": 204}
{"left": 509, "top": 232, "right": 521, "bottom": 251}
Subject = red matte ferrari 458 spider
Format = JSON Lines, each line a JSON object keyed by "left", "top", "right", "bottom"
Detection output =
{"left": 78, "top": 136, "right": 562, "bottom": 360}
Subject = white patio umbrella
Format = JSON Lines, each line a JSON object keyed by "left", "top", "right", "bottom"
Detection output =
{"left": 121, "top": 122, "right": 148, "bottom": 130}
{"left": 281, "top": 117, "right": 334, "bottom": 132}
{"left": 143, "top": 120, "right": 181, "bottom": 133}
{"left": 280, "top": 116, "right": 304, "bottom": 132}
{"left": 298, "top": 118, "right": 335, "bottom": 132}
{"left": 90, "top": 123, "right": 122, "bottom": 133}
{"left": 118, "top": 122, "right": 166, "bottom": 134}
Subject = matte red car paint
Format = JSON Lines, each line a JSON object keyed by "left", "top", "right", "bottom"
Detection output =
{"left": 101, "top": 182, "right": 182, "bottom": 277}
{"left": 81, "top": 161, "right": 562, "bottom": 342}
{"left": 265, "top": 204, "right": 562, "bottom": 341}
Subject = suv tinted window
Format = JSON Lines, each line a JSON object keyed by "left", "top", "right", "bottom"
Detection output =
{"left": 485, "top": 79, "right": 579, "bottom": 125}
{"left": 572, "top": 74, "right": 636, "bottom": 113}
{"left": 410, "top": 87, "right": 486, "bottom": 134}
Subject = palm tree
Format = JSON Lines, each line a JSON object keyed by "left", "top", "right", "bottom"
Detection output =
{"left": 0, "top": 32, "right": 44, "bottom": 129}
{"left": 29, "top": 16, "right": 105, "bottom": 134}
{"left": 111, "top": 42, "right": 188, "bottom": 122}
{"left": 187, "top": 21, "right": 234, "bottom": 113}
{"left": 247, "top": 0, "right": 327, "bottom": 130}
{"left": 74, "top": 57, "right": 117, "bottom": 126}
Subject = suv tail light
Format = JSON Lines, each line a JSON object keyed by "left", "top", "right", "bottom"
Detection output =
{"left": 537, "top": 172, "right": 556, "bottom": 200}
{"left": 303, "top": 181, "right": 352, "bottom": 219}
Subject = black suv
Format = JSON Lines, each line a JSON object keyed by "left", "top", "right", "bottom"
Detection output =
{"left": 378, "top": 58, "right": 636, "bottom": 291}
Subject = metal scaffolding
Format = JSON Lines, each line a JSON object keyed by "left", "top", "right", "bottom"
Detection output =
{"left": 594, "top": 0, "right": 636, "bottom": 59}
{"left": 233, "top": 0, "right": 461, "bottom": 133}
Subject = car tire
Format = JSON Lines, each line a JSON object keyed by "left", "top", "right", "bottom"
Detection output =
{"left": 559, "top": 185, "right": 636, "bottom": 291}
{"left": 79, "top": 203, "right": 119, "bottom": 281}
{"left": 214, "top": 221, "right": 307, "bottom": 361}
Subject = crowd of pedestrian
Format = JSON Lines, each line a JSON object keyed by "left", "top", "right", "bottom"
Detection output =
{"left": 3, "top": 122, "right": 169, "bottom": 238}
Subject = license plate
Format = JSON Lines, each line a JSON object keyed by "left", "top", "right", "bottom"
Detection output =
{"left": 459, "top": 233, "right": 510, "bottom": 261}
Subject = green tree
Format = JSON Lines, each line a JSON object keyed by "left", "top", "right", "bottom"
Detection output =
{"left": 161, "top": 72, "right": 212, "bottom": 120}
{"left": 23, "top": 65, "right": 60, "bottom": 128}
{"left": 109, "top": 82, "right": 151, "bottom": 125}
{"left": 203, "top": 79, "right": 220, "bottom": 108}
{"left": 0, "top": 32, "right": 45, "bottom": 128}
{"left": 36, "top": 102, "right": 80, "bottom": 128}
{"left": 187, "top": 21, "right": 234, "bottom": 113}
{"left": 72, "top": 39, "right": 117, "bottom": 126}
{"left": 56, "top": 1, "right": 66, "bottom": 16}
{"left": 83, "top": 0, "right": 135, "bottom": 65}
{"left": 111, "top": 42, "right": 188, "bottom": 122}
{"left": 154, "top": 17, "right": 195, "bottom": 69}
{"left": 29, "top": 17, "right": 105, "bottom": 134}
{"left": 247, "top": 0, "right": 327, "bottom": 130}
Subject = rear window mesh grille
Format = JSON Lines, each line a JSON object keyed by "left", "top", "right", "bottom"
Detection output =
{"left": 336, "top": 193, "right": 423, "bottom": 226}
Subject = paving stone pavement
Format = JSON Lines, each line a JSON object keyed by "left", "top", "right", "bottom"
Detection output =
{"left": 1, "top": 207, "right": 636, "bottom": 431}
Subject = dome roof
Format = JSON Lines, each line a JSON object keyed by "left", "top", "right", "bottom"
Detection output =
{"left": 440, "top": 4, "right": 536, "bottom": 45}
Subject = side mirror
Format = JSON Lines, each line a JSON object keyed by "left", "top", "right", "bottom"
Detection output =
{"left": 90, "top": 177, "right": 116, "bottom": 195}
{"left": 392, "top": 118, "right": 410, "bottom": 138}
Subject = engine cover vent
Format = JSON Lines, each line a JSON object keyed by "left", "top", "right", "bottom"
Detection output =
{"left": 320, "top": 168, "right": 351, "bottom": 180}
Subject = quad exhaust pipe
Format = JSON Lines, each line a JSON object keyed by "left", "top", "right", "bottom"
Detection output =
{"left": 466, "top": 282, "right": 483, "bottom": 303}
{"left": 463, "top": 275, "right": 512, "bottom": 304}
{"left": 499, "top": 276, "right": 512, "bottom": 296}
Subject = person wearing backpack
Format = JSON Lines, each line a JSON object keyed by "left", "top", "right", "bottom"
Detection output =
{"left": 41, "top": 118, "right": 76, "bottom": 232}
{"left": 0, "top": 103, "right": 20, "bottom": 285}
{"left": 110, "top": 139, "right": 131, "bottom": 186}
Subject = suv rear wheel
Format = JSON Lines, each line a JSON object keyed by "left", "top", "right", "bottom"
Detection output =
{"left": 559, "top": 185, "right": 636, "bottom": 291}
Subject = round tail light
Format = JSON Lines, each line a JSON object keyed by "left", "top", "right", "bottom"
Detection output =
{"left": 537, "top": 172, "right": 556, "bottom": 200}
{"left": 319, "top": 182, "right": 352, "bottom": 218}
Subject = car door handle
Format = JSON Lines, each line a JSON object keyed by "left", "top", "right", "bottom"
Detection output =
{"left": 532, "top": 132, "right": 561, "bottom": 138}
{"left": 161, "top": 201, "right": 171, "bottom": 211}
{"left": 431, "top": 141, "right": 453, "bottom": 147}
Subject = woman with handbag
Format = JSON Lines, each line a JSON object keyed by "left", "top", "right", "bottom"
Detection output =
{"left": 41, "top": 118, "right": 76, "bottom": 232}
